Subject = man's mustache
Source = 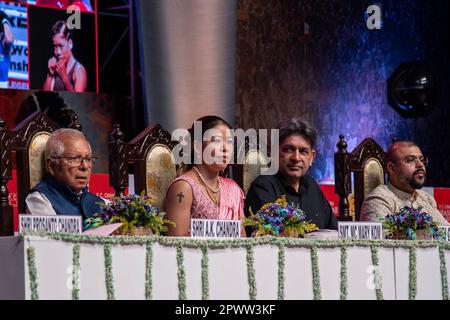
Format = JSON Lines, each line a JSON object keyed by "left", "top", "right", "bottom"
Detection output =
{"left": 414, "top": 169, "right": 425, "bottom": 175}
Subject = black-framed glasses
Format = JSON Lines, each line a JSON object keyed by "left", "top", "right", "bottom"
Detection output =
{"left": 396, "top": 155, "right": 428, "bottom": 167}
{"left": 51, "top": 156, "right": 98, "bottom": 167}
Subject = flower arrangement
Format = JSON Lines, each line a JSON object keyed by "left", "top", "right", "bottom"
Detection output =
{"left": 245, "top": 195, "right": 318, "bottom": 237}
{"left": 383, "top": 206, "right": 443, "bottom": 240}
{"left": 83, "top": 193, "right": 175, "bottom": 236}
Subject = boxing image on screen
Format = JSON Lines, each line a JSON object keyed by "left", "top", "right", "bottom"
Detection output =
{"left": 28, "top": 5, "right": 97, "bottom": 92}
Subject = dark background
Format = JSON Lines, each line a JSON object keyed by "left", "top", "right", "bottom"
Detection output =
{"left": 236, "top": 0, "right": 450, "bottom": 187}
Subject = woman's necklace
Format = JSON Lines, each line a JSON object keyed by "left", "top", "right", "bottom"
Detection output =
{"left": 192, "top": 167, "right": 220, "bottom": 193}
{"left": 192, "top": 167, "right": 220, "bottom": 206}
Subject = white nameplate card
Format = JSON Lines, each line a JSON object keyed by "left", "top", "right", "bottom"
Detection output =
{"left": 338, "top": 222, "right": 382, "bottom": 240}
{"left": 191, "top": 219, "right": 241, "bottom": 238}
{"left": 439, "top": 226, "right": 450, "bottom": 241}
{"left": 19, "top": 215, "right": 82, "bottom": 234}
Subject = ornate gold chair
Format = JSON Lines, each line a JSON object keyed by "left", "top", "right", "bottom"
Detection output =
{"left": 109, "top": 123, "right": 177, "bottom": 209}
{"left": 232, "top": 138, "right": 270, "bottom": 195}
{"left": 334, "top": 135, "right": 387, "bottom": 221}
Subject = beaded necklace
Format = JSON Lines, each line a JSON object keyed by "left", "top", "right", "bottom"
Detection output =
{"left": 192, "top": 166, "right": 220, "bottom": 193}
{"left": 192, "top": 167, "right": 220, "bottom": 206}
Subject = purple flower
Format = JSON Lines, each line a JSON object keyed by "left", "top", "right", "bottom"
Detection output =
{"left": 396, "top": 214, "right": 407, "bottom": 224}
{"left": 384, "top": 206, "right": 439, "bottom": 239}
{"left": 416, "top": 216, "right": 425, "bottom": 225}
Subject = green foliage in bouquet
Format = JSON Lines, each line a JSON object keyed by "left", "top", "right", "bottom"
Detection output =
{"left": 245, "top": 195, "right": 318, "bottom": 237}
{"left": 83, "top": 192, "right": 175, "bottom": 235}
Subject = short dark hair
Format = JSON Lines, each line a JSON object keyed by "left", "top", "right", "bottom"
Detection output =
{"left": 52, "top": 20, "right": 72, "bottom": 40}
{"left": 386, "top": 140, "right": 419, "bottom": 163}
{"left": 277, "top": 118, "right": 317, "bottom": 149}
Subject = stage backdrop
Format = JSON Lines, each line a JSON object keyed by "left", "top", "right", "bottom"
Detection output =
{"left": 236, "top": 0, "right": 450, "bottom": 187}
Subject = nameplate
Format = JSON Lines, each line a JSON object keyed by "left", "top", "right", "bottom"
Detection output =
{"left": 191, "top": 219, "right": 241, "bottom": 238}
{"left": 338, "top": 222, "right": 383, "bottom": 240}
{"left": 439, "top": 226, "right": 450, "bottom": 241}
{"left": 19, "top": 215, "right": 82, "bottom": 234}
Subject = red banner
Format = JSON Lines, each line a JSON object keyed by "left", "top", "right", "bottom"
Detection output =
{"left": 319, "top": 184, "right": 340, "bottom": 217}
{"left": 434, "top": 188, "right": 450, "bottom": 222}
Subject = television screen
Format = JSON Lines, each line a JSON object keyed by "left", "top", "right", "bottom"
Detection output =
{"left": 0, "top": 0, "right": 97, "bottom": 92}
{"left": 28, "top": 4, "right": 97, "bottom": 92}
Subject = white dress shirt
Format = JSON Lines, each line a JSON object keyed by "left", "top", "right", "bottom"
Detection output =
{"left": 25, "top": 191, "right": 57, "bottom": 215}
{"left": 360, "top": 183, "right": 450, "bottom": 226}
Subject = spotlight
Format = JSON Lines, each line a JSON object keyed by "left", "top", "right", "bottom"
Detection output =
{"left": 387, "top": 61, "right": 437, "bottom": 118}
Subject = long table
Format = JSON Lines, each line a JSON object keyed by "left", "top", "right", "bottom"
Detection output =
{"left": 0, "top": 235, "right": 449, "bottom": 300}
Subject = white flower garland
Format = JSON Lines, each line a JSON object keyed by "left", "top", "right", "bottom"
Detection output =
{"left": 23, "top": 233, "right": 450, "bottom": 300}
{"left": 72, "top": 244, "right": 80, "bottom": 300}
{"left": 104, "top": 244, "right": 115, "bottom": 300}
{"left": 176, "top": 244, "right": 187, "bottom": 300}
{"left": 409, "top": 247, "right": 417, "bottom": 300}
{"left": 277, "top": 243, "right": 285, "bottom": 300}
{"left": 340, "top": 244, "right": 348, "bottom": 300}
{"left": 246, "top": 244, "right": 257, "bottom": 300}
{"left": 370, "top": 245, "right": 384, "bottom": 300}
{"left": 201, "top": 245, "right": 209, "bottom": 300}
{"left": 26, "top": 247, "right": 39, "bottom": 300}
{"left": 439, "top": 245, "right": 449, "bottom": 300}
{"left": 145, "top": 241, "right": 153, "bottom": 300}
{"left": 310, "top": 246, "right": 321, "bottom": 300}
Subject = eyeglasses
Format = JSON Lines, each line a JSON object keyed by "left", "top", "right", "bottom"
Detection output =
{"left": 395, "top": 155, "right": 428, "bottom": 167}
{"left": 51, "top": 156, "right": 98, "bottom": 167}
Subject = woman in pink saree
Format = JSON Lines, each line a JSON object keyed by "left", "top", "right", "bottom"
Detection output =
{"left": 165, "top": 116, "right": 245, "bottom": 237}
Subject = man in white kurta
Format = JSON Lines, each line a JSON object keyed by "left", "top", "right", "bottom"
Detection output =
{"left": 360, "top": 141, "right": 449, "bottom": 226}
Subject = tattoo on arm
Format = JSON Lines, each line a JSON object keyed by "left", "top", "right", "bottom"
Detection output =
{"left": 177, "top": 192, "right": 185, "bottom": 203}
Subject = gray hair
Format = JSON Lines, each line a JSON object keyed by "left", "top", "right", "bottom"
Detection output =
{"left": 277, "top": 118, "right": 317, "bottom": 149}
{"left": 45, "top": 128, "right": 90, "bottom": 161}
